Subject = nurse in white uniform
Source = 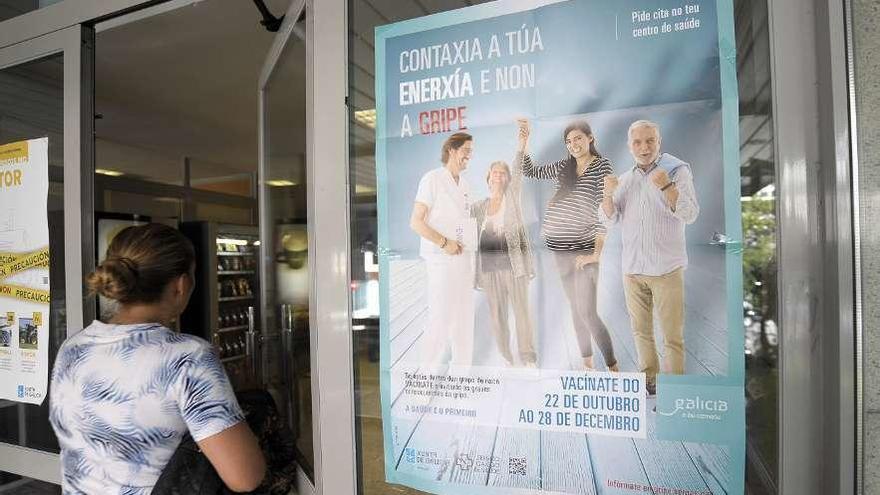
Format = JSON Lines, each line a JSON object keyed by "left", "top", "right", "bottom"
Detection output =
{"left": 410, "top": 132, "right": 478, "bottom": 368}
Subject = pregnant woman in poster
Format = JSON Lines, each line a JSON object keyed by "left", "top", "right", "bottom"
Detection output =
{"left": 410, "top": 132, "right": 478, "bottom": 368}
{"left": 471, "top": 120, "right": 537, "bottom": 368}
{"left": 522, "top": 119, "right": 619, "bottom": 371}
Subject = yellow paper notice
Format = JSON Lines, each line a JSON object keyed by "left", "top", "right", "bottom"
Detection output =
{"left": 0, "top": 284, "right": 50, "bottom": 304}
{"left": 0, "top": 140, "right": 28, "bottom": 166}
{"left": 0, "top": 249, "right": 50, "bottom": 278}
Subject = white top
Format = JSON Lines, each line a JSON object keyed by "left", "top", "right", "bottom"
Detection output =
{"left": 482, "top": 197, "right": 507, "bottom": 233}
{"left": 49, "top": 321, "right": 244, "bottom": 494}
{"left": 415, "top": 167, "right": 476, "bottom": 258}
{"left": 601, "top": 157, "right": 700, "bottom": 276}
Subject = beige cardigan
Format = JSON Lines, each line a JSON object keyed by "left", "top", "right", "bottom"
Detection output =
{"left": 471, "top": 151, "right": 536, "bottom": 289}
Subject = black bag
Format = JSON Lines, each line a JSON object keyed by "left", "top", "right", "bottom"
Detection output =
{"left": 151, "top": 433, "right": 229, "bottom": 495}
{"left": 152, "top": 390, "right": 297, "bottom": 495}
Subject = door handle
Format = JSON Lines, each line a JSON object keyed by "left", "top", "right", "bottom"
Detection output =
{"left": 280, "top": 304, "right": 294, "bottom": 386}
{"left": 245, "top": 306, "right": 261, "bottom": 380}
{"left": 279, "top": 303, "right": 298, "bottom": 432}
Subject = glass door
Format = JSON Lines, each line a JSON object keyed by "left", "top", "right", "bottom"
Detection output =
{"left": 257, "top": 0, "right": 314, "bottom": 490}
{"left": 0, "top": 25, "right": 94, "bottom": 487}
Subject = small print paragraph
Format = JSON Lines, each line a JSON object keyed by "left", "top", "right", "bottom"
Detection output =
{"left": 631, "top": 3, "right": 703, "bottom": 39}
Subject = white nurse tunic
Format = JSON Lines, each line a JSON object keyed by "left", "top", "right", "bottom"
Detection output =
{"left": 414, "top": 167, "right": 476, "bottom": 367}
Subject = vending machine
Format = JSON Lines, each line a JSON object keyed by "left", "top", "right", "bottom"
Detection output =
{"left": 180, "top": 222, "right": 260, "bottom": 389}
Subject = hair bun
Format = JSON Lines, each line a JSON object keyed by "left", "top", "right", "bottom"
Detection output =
{"left": 90, "top": 224, "right": 195, "bottom": 307}
{"left": 86, "top": 257, "right": 139, "bottom": 302}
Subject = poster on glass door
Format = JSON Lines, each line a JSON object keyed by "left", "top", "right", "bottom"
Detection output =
{"left": 376, "top": 0, "right": 743, "bottom": 493}
{"left": 0, "top": 138, "right": 51, "bottom": 406}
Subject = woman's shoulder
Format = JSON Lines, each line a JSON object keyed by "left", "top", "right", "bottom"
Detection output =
{"left": 160, "top": 331, "right": 214, "bottom": 356}
{"left": 148, "top": 333, "right": 221, "bottom": 379}
{"left": 54, "top": 324, "right": 217, "bottom": 384}
{"left": 81, "top": 320, "right": 214, "bottom": 354}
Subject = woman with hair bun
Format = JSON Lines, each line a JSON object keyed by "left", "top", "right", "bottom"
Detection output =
{"left": 49, "top": 223, "right": 265, "bottom": 494}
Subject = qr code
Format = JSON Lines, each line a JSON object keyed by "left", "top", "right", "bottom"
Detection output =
{"left": 509, "top": 456, "right": 527, "bottom": 476}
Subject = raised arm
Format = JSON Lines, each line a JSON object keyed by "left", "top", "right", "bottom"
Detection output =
{"left": 510, "top": 121, "right": 527, "bottom": 196}
{"left": 669, "top": 166, "right": 700, "bottom": 224}
{"left": 510, "top": 151, "right": 525, "bottom": 195}
{"left": 522, "top": 153, "right": 567, "bottom": 180}
{"left": 515, "top": 118, "right": 566, "bottom": 180}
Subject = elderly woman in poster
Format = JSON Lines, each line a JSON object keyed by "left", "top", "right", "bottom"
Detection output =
{"left": 410, "top": 132, "right": 478, "bottom": 368}
{"left": 471, "top": 120, "right": 537, "bottom": 368}
{"left": 522, "top": 119, "right": 619, "bottom": 371}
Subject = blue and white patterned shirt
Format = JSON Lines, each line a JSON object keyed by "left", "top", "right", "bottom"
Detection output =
{"left": 49, "top": 321, "right": 245, "bottom": 494}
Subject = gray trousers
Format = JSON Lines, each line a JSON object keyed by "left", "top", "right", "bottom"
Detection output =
{"left": 482, "top": 269, "right": 537, "bottom": 365}
{"left": 553, "top": 251, "right": 617, "bottom": 366}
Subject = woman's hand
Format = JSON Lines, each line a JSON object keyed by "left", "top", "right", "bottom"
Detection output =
{"left": 575, "top": 254, "right": 598, "bottom": 270}
{"left": 516, "top": 118, "right": 530, "bottom": 153}
{"left": 442, "top": 239, "right": 463, "bottom": 255}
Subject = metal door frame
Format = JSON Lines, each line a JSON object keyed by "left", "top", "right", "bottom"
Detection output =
{"left": 770, "top": 0, "right": 857, "bottom": 493}
{"left": 258, "top": 0, "right": 355, "bottom": 493}
{"left": 257, "top": 1, "right": 312, "bottom": 492}
{"left": 843, "top": 0, "right": 865, "bottom": 492}
{"left": 0, "top": 24, "right": 95, "bottom": 484}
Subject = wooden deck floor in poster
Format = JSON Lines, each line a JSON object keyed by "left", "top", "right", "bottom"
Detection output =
{"left": 385, "top": 243, "right": 731, "bottom": 494}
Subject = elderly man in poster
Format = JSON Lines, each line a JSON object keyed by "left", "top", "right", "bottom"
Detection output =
{"left": 601, "top": 120, "right": 700, "bottom": 395}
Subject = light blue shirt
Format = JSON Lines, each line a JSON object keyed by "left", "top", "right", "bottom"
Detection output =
{"left": 602, "top": 153, "right": 700, "bottom": 276}
{"left": 49, "top": 321, "right": 244, "bottom": 494}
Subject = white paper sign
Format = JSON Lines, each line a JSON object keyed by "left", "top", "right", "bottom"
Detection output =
{"left": 0, "top": 138, "right": 50, "bottom": 405}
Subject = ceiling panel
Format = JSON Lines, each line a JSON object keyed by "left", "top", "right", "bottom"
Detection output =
{"left": 94, "top": 0, "right": 295, "bottom": 183}
{"left": 367, "top": 0, "right": 428, "bottom": 21}
{"left": 89, "top": 0, "right": 492, "bottom": 191}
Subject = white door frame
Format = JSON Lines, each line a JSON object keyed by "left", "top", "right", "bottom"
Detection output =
{"left": 305, "top": 0, "right": 357, "bottom": 492}
{"left": 258, "top": 0, "right": 355, "bottom": 493}
{"left": 770, "top": 0, "right": 856, "bottom": 493}
{"left": 0, "top": 23, "right": 94, "bottom": 483}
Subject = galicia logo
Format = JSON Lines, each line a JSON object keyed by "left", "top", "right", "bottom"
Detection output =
{"left": 15, "top": 384, "right": 41, "bottom": 400}
{"left": 676, "top": 396, "right": 729, "bottom": 412}
{"left": 658, "top": 395, "right": 728, "bottom": 420}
